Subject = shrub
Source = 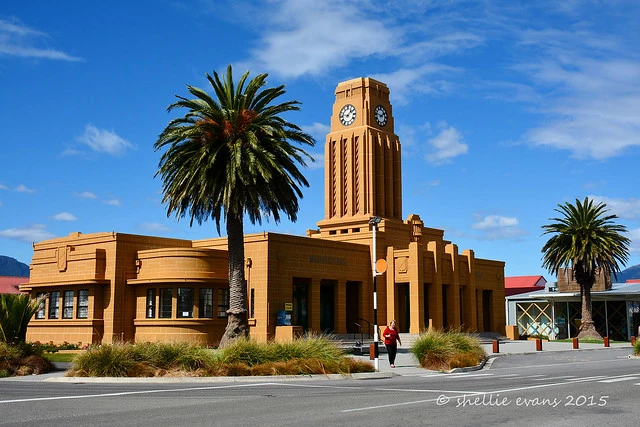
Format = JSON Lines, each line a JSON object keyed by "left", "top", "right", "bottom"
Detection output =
{"left": 411, "top": 329, "right": 486, "bottom": 371}
{"left": 68, "top": 341, "right": 220, "bottom": 377}
{"left": 0, "top": 341, "right": 53, "bottom": 376}
{"left": 0, "top": 294, "right": 43, "bottom": 344}
{"left": 67, "top": 335, "right": 373, "bottom": 377}
{"left": 634, "top": 339, "right": 640, "bottom": 356}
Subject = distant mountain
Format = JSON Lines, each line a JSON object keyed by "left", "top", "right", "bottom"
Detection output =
{"left": 616, "top": 264, "right": 640, "bottom": 282}
{"left": 0, "top": 256, "right": 30, "bottom": 277}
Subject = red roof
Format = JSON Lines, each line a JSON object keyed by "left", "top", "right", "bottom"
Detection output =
{"left": 505, "top": 275, "right": 546, "bottom": 296}
{"left": 0, "top": 276, "right": 29, "bottom": 294}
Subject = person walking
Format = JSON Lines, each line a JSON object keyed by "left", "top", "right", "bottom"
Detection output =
{"left": 383, "top": 320, "right": 402, "bottom": 368}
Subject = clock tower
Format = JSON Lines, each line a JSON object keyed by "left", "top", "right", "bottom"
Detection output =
{"left": 316, "top": 77, "right": 402, "bottom": 233}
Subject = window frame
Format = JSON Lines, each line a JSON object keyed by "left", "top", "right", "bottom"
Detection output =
{"left": 77, "top": 289, "right": 89, "bottom": 319}
{"left": 35, "top": 292, "right": 46, "bottom": 319}
{"left": 177, "top": 287, "right": 194, "bottom": 318}
{"left": 159, "top": 288, "right": 173, "bottom": 319}
{"left": 199, "top": 288, "right": 213, "bottom": 319}
{"left": 62, "top": 290, "right": 74, "bottom": 319}
{"left": 49, "top": 291, "right": 60, "bottom": 319}
{"left": 217, "top": 288, "right": 229, "bottom": 318}
{"left": 146, "top": 288, "right": 156, "bottom": 319}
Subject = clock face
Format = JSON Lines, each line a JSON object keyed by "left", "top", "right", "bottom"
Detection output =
{"left": 374, "top": 105, "right": 388, "bottom": 126}
{"left": 339, "top": 104, "right": 356, "bottom": 126}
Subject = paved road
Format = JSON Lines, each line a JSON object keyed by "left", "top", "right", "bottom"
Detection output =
{"left": 0, "top": 345, "right": 638, "bottom": 426}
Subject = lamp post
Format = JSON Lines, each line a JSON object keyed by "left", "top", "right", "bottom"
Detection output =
{"left": 369, "top": 216, "right": 382, "bottom": 371}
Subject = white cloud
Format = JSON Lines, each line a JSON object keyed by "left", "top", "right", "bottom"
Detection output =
{"left": 103, "top": 199, "right": 121, "bottom": 206}
{"left": 628, "top": 228, "right": 640, "bottom": 254}
{"left": 0, "top": 18, "right": 82, "bottom": 61}
{"left": 471, "top": 215, "right": 527, "bottom": 240}
{"left": 241, "top": 0, "right": 398, "bottom": 78}
{"left": 0, "top": 184, "right": 7, "bottom": 190}
{"left": 0, "top": 224, "right": 56, "bottom": 243}
{"left": 75, "top": 191, "right": 98, "bottom": 199}
{"left": 301, "top": 122, "right": 330, "bottom": 142}
{"left": 77, "top": 124, "right": 133, "bottom": 156}
{"left": 517, "top": 30, "right": 640, "bottom": 160}
{"left": 426, "top": 125, "right": 468, "bottom": 164}
{"left": 588, "top": 196, "right": 640, "bottom": 220}
{"left": 53, "top": 212, "right": 78, "bottom": 221}
{"left": 139, "top": 222, "right": 171, "bottom": 233}
{"left": 15, "top": 184, "right": 35, "bottom": 193}
{"left": 372, "top": 64, "right": 461, "bottom": 106}
{"left": 473, "top": 215, "right": 519, "bottom": 230}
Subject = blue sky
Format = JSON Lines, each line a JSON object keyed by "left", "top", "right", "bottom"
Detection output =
{"left": 1, "top": 0, "right": 639, "bottom": 281}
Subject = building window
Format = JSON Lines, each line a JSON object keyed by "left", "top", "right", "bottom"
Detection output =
{"left": 77, "top": 290, "right": 89, "bottom": 319}
{"left": 35, "top": 292, "right": 46, "bottom": 319}
{"left": 177, "top": 288, "right": 194, "bottom": 318}
{"left": 146, "top": 289, "right": 156, "bottom": 318}
{"left": 159, "top": 288, "right": 172, "bottom": 319}
{"left": 49, "top": 291, "right": 60, "bottom": 319}
{"left": 250, "top": 288, "right": 255, "bottom": 318}
{"left": 217, "top": 288, "right": 229, "bottom": 318}
{"left": 62, "top": 290, "right": 74, "bottom": 319}
{"left": 199, "top": 288, "right": 213, "bottom": 318}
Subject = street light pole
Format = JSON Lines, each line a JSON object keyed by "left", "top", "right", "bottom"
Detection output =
{"left": 369, "top": 216, "right": 382, "bottom": 371}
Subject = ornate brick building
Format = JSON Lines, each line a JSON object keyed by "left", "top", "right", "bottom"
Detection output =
{"left": 21, "top": 77, "right": 505, "bottom": 346}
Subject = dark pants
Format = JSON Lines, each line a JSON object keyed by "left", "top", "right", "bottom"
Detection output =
{"left": 386, "top": 344, "right": 397, "bottom": 365}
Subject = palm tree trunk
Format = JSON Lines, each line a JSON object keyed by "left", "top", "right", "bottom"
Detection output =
{"left": 219, "top": 213, "right": 249, "bottom": 347}
{"left": 577, "top": 284, "right": 602, "bottom": 339}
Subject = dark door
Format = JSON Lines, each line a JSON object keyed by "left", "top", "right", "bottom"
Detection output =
{"left": 397, "top": 283, "right": 410, "bottom": 333}
{"left": 292, "top": 283, "right": 308, "bottom": 331}
{"left": 320, "top": 282, "right": 335, "bottom": 333}
{"left": 482, "top": 290, "right": 492, "bottom": 332}
{"left": 345, "top": 281, "right": 360, "bottom": 334}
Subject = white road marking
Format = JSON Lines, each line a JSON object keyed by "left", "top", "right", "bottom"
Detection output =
{"left": 598, "top": 376, "right": 639, "bottom": 383}
{"left": 0, "top": 383, "right": 276, "bottom": 405}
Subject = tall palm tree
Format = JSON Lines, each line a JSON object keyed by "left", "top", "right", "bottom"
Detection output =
{"left": 542, "top": 197, "right": 630, "bottom": 339}
{"left": 154, "top": 65, "right": 314, "bottom": 346}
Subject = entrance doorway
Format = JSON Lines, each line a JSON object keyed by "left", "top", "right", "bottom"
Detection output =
{"left": 482, "top": 290, "right": 492, "bottom": 332}
{"left": 397, "top": 283, "right": 410, "bottom": 333}
{"left": 292, "top": 279, "right": 309, "bottom": 331}
{"left": 320, "top": 280, "right": 335, "bottom": 333}
{"left": 345, "top": 281, "right": 360, "bottom": 334}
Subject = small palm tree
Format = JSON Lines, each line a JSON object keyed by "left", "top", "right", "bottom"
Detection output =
{"left": 0, "top": 293, "right": 43, "bottom": 344}
{"left": 155, "top": 65, "right": 314, "bottom": 346}
{"left": 542, "top": 197, "right": 630, "bottom": 339}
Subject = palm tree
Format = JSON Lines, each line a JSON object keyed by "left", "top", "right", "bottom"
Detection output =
{"left": 0, "top": 293, "right": 43, "bottom": 344}
{"left": 542, "top": 197, "right": 630, "bottom": 339}
{"left": 154, "top": 65, "right": 314, "bottom": 346}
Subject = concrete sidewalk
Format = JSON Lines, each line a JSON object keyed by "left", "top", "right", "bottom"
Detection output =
{"left": 350, "top": 339, "right": 636, "bottom": 376}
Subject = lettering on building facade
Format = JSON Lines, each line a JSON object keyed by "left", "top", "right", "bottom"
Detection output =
{"left": 309, "top": 255, "right": 348, "bottom": 266}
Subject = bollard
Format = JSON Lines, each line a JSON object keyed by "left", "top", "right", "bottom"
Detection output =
{"left": 604, "top": 337, "right": 610, "bottom": 347}
{"left": 631, "top": 336, "right": 636, "bottom": 346}
{"left": 493, "top": 339, "right": 499, "bottom": 353}
{"left": 535, "top": 338, "right": 543, "bottom": 351}
{"left": 573, "top": 338, "right": 579, "bottom": 349}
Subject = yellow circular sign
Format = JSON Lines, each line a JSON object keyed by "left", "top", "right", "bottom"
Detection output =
{"left": 375, "top": 259, "right": 387, "bottom": 274}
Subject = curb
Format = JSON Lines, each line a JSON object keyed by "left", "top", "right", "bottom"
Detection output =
{"left": 44, "top": 371, "right": 394, "bottom": 383}
{"left": 447, "top": 357, "right": 488, "bottom": 374}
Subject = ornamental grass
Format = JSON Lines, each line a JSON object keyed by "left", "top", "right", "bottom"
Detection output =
{"left": 66, "top": 334, "right": 374, "bottom": 377}
{"left": 0, "top": 341, "right": 53, "bottom": 377}
{"left": 410, "top": 329, "right": 486, "bottom": 371}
